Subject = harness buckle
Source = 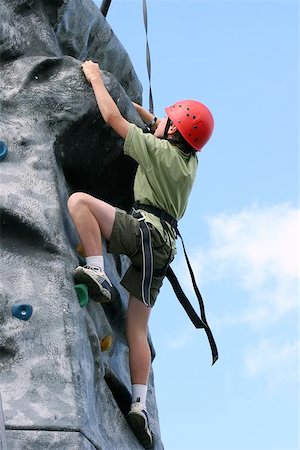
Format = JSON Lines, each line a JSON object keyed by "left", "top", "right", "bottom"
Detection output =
{"left": 131, "top": 208, "right": 145, "bottom": 222}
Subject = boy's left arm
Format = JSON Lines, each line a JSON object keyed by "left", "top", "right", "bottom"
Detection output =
{"left": 132, "top": 102, "right": 160, "bottom": 133}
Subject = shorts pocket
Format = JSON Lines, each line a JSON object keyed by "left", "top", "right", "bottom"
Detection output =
{"left": 150, "top": 226, "right": 174, "bottom": 271}
{"left": 128, "top": 224, "right": 142, "bottom": 258}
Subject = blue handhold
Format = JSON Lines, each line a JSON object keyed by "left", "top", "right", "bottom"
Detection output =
{"left": 0, "top": 140, "right": 8, "bottom": 161}
{"left": 11, "top": 304, "right": 33, "bottom": 321}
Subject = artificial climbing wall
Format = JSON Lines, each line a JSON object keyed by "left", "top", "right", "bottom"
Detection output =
{"left": 0, "top": 1, "right": 163, "bottom": 449}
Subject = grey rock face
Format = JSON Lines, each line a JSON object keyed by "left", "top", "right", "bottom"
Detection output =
{"left": 0, "top": 1, "right": 163, "bottom": 449}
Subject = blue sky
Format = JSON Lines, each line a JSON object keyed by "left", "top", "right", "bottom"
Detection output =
{"left": 94, "top": 1, "right": 299, "bottom": 449}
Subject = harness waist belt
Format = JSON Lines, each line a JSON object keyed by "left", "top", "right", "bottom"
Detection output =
{"left": 133, "top": 202, "right": 178, "bottom": 231}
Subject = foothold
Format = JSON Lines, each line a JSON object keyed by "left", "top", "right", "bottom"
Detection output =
{"left": 100, "top": 335, "right": 112, "bottom": 352}
{"left": 75, "top": 283, "right": 89, "bottom": 307}
{"left": 0, "top": 140, "right": 8, "bottom": 161}
{"left": 76, "top": 244, "right": 85, "bottom": 257}
{"left": 11, "top": 304, "right": 33, "bottom": 321}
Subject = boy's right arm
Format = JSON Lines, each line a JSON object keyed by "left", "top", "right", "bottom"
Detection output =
{"left": 82, "top": 60, "right": 130, "bottom": 139}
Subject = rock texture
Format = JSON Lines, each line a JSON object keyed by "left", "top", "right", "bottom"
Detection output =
{"left": 0, "top": 1, "right": 163, "bottom": 449}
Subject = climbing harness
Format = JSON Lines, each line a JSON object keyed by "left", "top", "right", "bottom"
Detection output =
{"left": 131, "top": 202, "right": 219, "bottom": 365}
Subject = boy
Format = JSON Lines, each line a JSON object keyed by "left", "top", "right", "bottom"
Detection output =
{"left": 68, "top": 60, "right": 214, "bottom": 448}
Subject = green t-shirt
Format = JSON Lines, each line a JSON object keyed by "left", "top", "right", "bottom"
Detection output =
{"left": 124, "top": 124, "right": 198, "bottom": 248}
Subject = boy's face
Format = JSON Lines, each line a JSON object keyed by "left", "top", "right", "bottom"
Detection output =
{"left": 154, "top": 117, "right": 177, "bottom": 139}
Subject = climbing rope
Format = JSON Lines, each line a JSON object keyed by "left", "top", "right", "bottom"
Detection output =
{"left": 99, "top": 0, "right": 155, "bottom": 113}
{"left": 143, "top": 0, "right": 154, "bottom": 113}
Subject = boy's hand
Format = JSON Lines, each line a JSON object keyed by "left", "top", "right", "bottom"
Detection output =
{"left": 132, "top": 101, "right": 141, "bottom": 110}
{"left": 132, "top": 101, "right": 160, "bottom": 131}
{"left": 81, "top": 60, "right": 101, "bottom": 83}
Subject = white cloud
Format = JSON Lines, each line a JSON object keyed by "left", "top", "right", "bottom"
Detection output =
{"left": 180, "top": 203, "right": 299, "bottom": 328}
{"left": 245, "top": 339, "right": 300, "bottom": 389}
{"left": 205, "top": 202, "right": 298, "bottom": 285}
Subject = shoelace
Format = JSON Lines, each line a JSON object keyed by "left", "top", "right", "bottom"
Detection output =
{"left": 83, "top": 265, "right": 112, "bottom": 288}
{"left": 84, "top": 265, "right": 102, "bottom": 273}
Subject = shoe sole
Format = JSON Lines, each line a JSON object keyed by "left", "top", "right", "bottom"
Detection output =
{"left": 74, "top": 270, "right": 111, "bottom": 304}
{"left": 127, "top": 412, "right": 153, "bottom": 449}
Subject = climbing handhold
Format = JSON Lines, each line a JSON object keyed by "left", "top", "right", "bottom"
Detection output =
{"left": 11, "top": 304, "right": 33, "bottom": 321}
{"left": 100, "top": 335, "right": 112, "bottom": 352}
{"left": 75, "top": 283, "right": 89, "bottom": 307}
{"left": 0, "top": 141, "right": 8, "bottom": 161}
{"left": 76, "top": 244, "right": 85, "bottom": 257}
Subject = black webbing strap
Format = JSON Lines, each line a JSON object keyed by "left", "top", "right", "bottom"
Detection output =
{"left": 133, "top": 202, "right": 178, "bottom": 229}
{"left": 100, "top": 0, "right": 154, "bottom": 111}
{"left": 167, "top": 231, "right": 218, "bottom": 365}
{"left": 133, "top": 202, "right": 219, "bottom": 365}
{"left": 131, "top": 209, "right": 153, "bottom": 306}
{"left": 100, "top": 0, "right": 112, "bottom": 17}
{"left": 143, "top": 0, "right": 154, "bottom": 114}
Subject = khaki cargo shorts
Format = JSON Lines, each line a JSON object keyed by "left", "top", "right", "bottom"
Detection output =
{"left": 107, "top": 209, "right": 175, "bottom": 307}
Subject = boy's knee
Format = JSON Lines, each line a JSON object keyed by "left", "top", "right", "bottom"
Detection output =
{"left": 67, "top": 192, "right": 87, "bottom": 212}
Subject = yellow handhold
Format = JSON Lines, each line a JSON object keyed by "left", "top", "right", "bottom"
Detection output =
{"left": 100, "top": 335, "right": 112, "bottom": 352}
{"left": 76, "top": 244, "right": 85, "bottom": 257}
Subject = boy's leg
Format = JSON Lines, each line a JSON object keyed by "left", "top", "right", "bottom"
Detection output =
{"left": 67, "top": 192, "right": 116, "bottom": 255}
{"left": 127, "top": 295, "right": 153, "bottom": 448}
{"left": 127, "top": 296, "right": 152, "bottom": 386}
{"left": 67, "top": 192, "right": 116, "bottom": 302}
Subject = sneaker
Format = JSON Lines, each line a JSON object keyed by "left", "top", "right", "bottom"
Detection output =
{"left": 74, "top": 265, "right": 112, "bottom": 303}
{"left": 127, "top": 403, "right": 153, "bottom": 449}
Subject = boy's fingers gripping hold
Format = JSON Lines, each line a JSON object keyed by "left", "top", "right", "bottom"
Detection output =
{"left": 81, "top": 60, "right": 101, "bottom": 83}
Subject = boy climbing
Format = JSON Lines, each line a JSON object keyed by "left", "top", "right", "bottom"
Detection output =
{"left": 67, "top": 60, "right": 214, "bottom": 449}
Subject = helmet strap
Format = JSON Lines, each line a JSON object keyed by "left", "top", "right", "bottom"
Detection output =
{"left": 163, "top": 118, "right": 171, "bottom": 139}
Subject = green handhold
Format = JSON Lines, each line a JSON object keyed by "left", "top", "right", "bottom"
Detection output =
{"left": 75, "top": 284, "right": 89, "bottom": 307}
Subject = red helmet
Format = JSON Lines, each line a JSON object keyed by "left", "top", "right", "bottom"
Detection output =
{"left": 165, "top": 100, "right": 214, "bottom": 151}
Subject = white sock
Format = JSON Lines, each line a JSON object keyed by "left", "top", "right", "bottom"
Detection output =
{"left": 86, "top": 255, "right": 104, "bottom": 272}
{"left": 132, "top": 384, "right": 148, "bottom": 407}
